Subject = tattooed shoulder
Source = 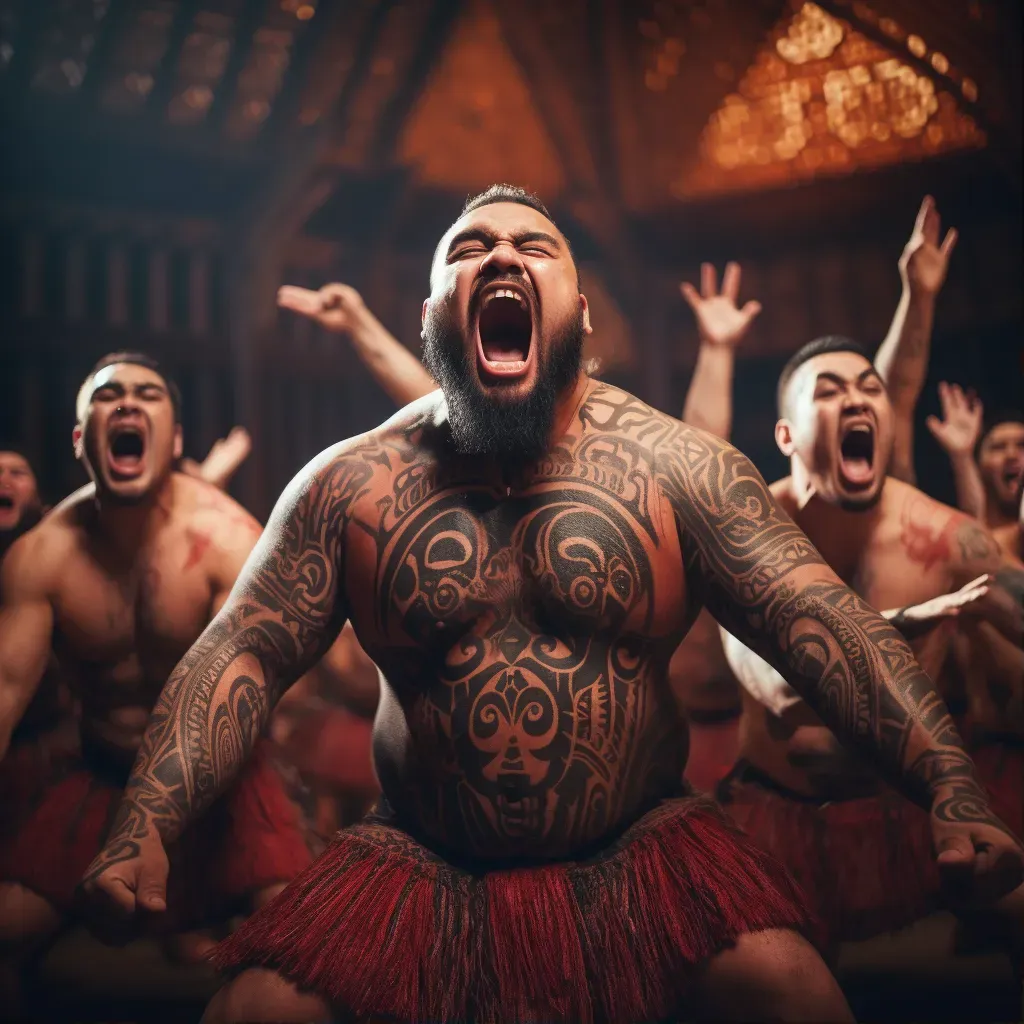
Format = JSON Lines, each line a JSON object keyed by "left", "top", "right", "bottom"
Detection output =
{"left": 952, "top": 516, "right": 1004, "bottom": 567}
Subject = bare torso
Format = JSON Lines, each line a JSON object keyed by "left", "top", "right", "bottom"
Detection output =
{"left": 738, "top": 477, "right": 970, "bottom": 798}
{"left": 37, "top": 474, "right": 261, "bottom": 765}
{"left": 341, "top": 383, "right": 696, "bottom": 861}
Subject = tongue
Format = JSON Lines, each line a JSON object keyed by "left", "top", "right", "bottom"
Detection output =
{"left": 110, "top": 453, "right": 143, "bottom": 473}
{"left": 482, "top": 341, "right": 526, "bottom": 364}
{"left": 841, "top": 456, "right": 872, "bottom": 484}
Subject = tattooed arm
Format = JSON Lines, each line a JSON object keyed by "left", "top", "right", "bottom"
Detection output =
{"left": 948, "top": 517, "right": 1024, "bottom": 646}
{"left": 661, "top": 427, "right": 1022, "bottom": 895}
{"left": 80, "top": 445, "right": 367, "bottom": 922}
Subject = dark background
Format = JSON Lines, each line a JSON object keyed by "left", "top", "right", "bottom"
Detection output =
{"left": 1, "top": 0, "right": 1020, "bottom": 520}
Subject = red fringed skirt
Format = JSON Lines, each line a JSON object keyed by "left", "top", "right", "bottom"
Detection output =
{"left": 968, "top": 734, "right": 1024, "bottom": 840}
{"left": 212, "top": 794, "right": 816, "bottom": 1023}
{"left": 717, "top": 761, "right": 939, "bottom": 949}
{"left": 2, "top": 739, "right": 313, "bottom": 929}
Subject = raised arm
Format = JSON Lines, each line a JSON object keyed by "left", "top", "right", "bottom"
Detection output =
{"left": 874, "top": 196, "right": 957, "bottom": 484}
{"left": 279, "top": 283, "right": 436, "bottom": 407}
{"left": 80, "top": 446, "right": 371, "bottom": 920}
{"left": 0, "top": 533, "right": 55, "bottom": 760}
{"left": 660, "top": 427, "right": 1022, "bottom": 895}
{"left": 679, "top": 262, "right": 761, "bottom": 438}
{"left": 925, "top": 383, "right": 987, "bottom": 520}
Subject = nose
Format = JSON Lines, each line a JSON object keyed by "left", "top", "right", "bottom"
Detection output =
{"left": 479, "top": 240, "right": 525, "bottom": 279}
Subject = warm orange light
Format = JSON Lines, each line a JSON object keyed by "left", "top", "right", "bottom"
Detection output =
{"left": 296, "top": 4, "right": 315, "bottom": 20}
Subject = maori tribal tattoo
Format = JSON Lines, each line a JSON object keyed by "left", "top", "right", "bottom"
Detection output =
{"left": 653, "top": 422, "right": 1008, "bottom": 825}
{"left": 93, "top": 384, "right": 1015, "bottom": 877}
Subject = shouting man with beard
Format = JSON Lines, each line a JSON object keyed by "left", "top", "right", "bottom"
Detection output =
{"left": 80, "top": 186, "right": 1022, "bottom": 1024}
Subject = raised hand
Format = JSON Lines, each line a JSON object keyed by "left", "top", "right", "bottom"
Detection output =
{"left": 278, "top": 283, "right": 368, "bottom": 334}
{"left": 926, "top": 382, "right": 983, "bottom": 456}
{"left": 900, "top": 195, "right": 958, "bottom": 297}
{"left": 680, "top": 262, "right": 761, "bottom": 348}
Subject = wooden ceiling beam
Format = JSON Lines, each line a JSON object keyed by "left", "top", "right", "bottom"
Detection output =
{"left": 143, "top": 0, "right": 201, "bottom": 118}
{"left": 204, "top": 0, "right": 266, "bottom": 137}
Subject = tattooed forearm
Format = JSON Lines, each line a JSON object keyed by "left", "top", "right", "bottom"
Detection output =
{"left": 658, "top": 427, "right": 983, "bottom": 812}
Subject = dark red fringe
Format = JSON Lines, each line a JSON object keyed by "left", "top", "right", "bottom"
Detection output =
{"left": 212, "top": 796, "right": 814, "bottom": 1023}
{"left": 719, "top": 764, "right": 940, "bottom": 948}
{"left": 969, "top": 737, "right": 1024, "bottom": 840}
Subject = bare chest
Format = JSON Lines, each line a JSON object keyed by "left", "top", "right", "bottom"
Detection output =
{"left": 53, "top": 544, "right": 213, "bottom": 695}
{"left": 346, "top": 457, "right": 687, "bottom": 662}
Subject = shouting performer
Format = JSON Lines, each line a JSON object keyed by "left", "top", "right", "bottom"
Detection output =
{"left": 716, "top": 335, "right": 1024, "bottom": 951}
{"left": 82, "top": 187, "right": 1021, "bottom": 1024}
{"left": 0, "top": 353, "right": 312, "bottom": 994}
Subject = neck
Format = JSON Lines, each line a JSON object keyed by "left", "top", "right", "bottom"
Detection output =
{"left": 92, "top": 475, "right": 175, "bottom": 554}
{"left": 985, "top": 493, "right": 1017, "bottom": 530}
{"left": 790, "top": 460, "right": 884, "bottom": 548}
{"left": 549, "top": 372, "right": 591, "bottom": 446}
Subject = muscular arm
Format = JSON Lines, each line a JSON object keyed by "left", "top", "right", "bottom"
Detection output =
{"left": 875, "top": 196, "right": 957, "bottom": 484}
{"left": 0, "top": 534, "right": 55, "bottom": 759}
{"left": 681, "top": 345, "right": 736, "bottom": 439}
{"left": 100, "top": 448, "right": 366, "bottom": 851}
{"left": 660, "top": 428, "right": 980, "bottom": 812}
{"left": 948, "top": 518, "right": 1024, "bottom": 646}
{"left": 874, "top": 288, "right": 937, "bottom": 484}
{"left": 348, "top": 306, "right": 436, "bottom": 407}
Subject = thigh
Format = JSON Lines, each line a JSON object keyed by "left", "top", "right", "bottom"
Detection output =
{"left": 202, "top": 967, "right": 332, "bottom": 1024}
{"left": 0, "top": 883, "right": 63, "bottom": 951}
{"left": 693, "top": 927, "right": 854, "bottom": 1024}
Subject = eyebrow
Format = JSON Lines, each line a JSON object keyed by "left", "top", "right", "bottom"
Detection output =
{"left": 92, "top": 380, "right": 167, "bottom": 397}
{"left": 445, "top": 227, "right": 563, "bottom": 257}
{"left": 813, "top": 367, "right": 883, "bottom": 388}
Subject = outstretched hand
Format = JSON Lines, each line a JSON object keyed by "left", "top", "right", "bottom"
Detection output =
{"left": 926, "top": 381, "right": 983, "bottom": 456}
{"left": 900, "top": 195, "right": 957, "bottom": 297}
{"left": 895, "top": 574, "right": 992, "bottom": 627}
{"left": 278, "top": 283, "right": 368, "bottom": 335}
{"left": 680, "top": 262, "right": 761, "bottom": 348}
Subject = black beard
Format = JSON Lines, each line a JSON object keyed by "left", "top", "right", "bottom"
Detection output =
{"left": 422, "top": 300, "right": 584, "bottom": 464}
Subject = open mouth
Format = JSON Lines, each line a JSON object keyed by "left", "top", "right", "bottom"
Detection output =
{"left": 107, "top": 425, "right": 147, "bottom": 479}
{"left": 1003, "top": 464, "right": 1024, "bottom": 490}
{"left": 476, "top": 287, "right": 534, "bottom": 381}
{"left": 838, "top": 422, "right": 875, "bottom": 488}
{"left": 0, "top": 496, "right": 13, "bottom": 512}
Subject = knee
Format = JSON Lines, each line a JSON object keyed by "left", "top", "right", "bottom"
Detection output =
{"left": 0, "top": 884, "right": 62, "bottom": 954}
{"left": 202, "top": 968, "right": 332, "bottom": 1024}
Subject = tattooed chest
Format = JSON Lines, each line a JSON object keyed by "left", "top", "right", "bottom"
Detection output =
{"left": 349, "top": 471, "right": 686, "bottom": 858}
{"left": 357, "top": 479, "right": 671, "bottom": 656}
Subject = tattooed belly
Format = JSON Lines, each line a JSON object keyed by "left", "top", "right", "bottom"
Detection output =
{"left": 373, "top": 637, "right": 685, "bottom": 861}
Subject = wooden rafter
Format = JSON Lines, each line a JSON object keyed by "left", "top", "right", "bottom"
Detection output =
{"left": 144, "top": 0, "right": 201, "bottom": 118}
{"left": 369, "top": 0, "right": 465, "bottom": 166}
{"left": 204, "top": 0, "right": 266, "bottom": 138}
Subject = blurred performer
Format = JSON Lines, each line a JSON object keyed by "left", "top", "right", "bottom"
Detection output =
{"left": 80, "top": 186, "right": 1023, "bottom": 1024}
{"left": 927, "top": 385, "right": 1024, "bottom": 541}
{"left": 0, "top": 450, "right": 76, "bottom": 852}
{"left": 0, "top": 353, "right": 312, "bottom": 998}
{"left": 715, "top": 336, "right": 1024, "bottom": 952}
{"left": 0, "top": 450, "right": 44, "bottom": 561}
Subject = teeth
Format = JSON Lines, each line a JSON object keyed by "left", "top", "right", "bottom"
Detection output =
{"left": 484, "top": 288, "right": 525, "bottom": 306}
